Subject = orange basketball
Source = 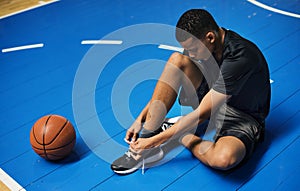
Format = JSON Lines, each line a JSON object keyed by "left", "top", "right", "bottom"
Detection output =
{"left": 30, "top": 115, "right": 76, "bottom": 161}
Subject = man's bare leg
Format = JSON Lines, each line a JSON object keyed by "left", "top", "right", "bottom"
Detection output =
{"left": 142, "top": 52, "right": 203, "bottom": 132}
{"left": 181, "top": 134, "right": 246, "bottom": 170}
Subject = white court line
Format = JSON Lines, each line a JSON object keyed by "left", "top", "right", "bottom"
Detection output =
{"left": 81, "top": 40, "right": 123, "bottom": 45}
{"left": 270, "top": 79, "right": 274, "bottom": 84}
{"left": 158, "top": 44, "right": 184, "bottom": 53}
{"left": 247, "top": 0, "right": 300, "bottom": 19}
{"left": 0, "top": 0, "right": 60, "bottom": 20}
{"left": 0, "top": 168, "right": 26, "bottom": 191}
{"left": 2, "top": 43, "right": 44, "bottom": 53}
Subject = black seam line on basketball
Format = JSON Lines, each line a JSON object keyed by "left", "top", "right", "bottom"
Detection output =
{"left": 31, "top": 137, "right": 75, "bottom": 151}
{"left": 44, "top": 118, "right": 69, "bottom": 146}
{"left": 32, "top": 120, "right": 44, "bottom": 145}
{"left": 43, "top": 115, "right": 52, "bottom": 160}
{"left": 31, "top": 116, "right": 68, "bottom": 146}
{"left": 42, "top": 153, "right": 66, "bottom": 157}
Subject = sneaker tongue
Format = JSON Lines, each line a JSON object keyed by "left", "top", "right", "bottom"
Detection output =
{"left": 125, "top": 151, "right": 132, "bottom": 158}
{"left": 126, "top": 150, "right": 142, "bottom": 161}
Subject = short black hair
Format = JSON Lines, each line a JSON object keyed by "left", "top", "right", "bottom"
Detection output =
{"left": 176, "top": 9, "right": 219, "bottom": 42}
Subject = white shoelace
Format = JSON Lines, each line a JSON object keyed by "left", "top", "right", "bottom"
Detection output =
{"left": 142, "top": 159, "right": 145, "bottom": 175}
{"left": 125, "top": 150, "right": 132, "bottom": 158}
{"left": 125, "top": 150, "right": 145, "bottom": 175}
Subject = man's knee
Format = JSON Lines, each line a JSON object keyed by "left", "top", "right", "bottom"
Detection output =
{"left": 208, "top": 152, "right": 235, "bottom": 170}
{"left": 207, "top": 147, "right": 246, "bottom": 171}
{"left": 206, "top": 136, "right": 246, "bottom": 170}
{"left": 168, "top": 52, "right": 192, "bottom": 70}
{"left": 183, "top": 139, "right": 239, "bottom": 170}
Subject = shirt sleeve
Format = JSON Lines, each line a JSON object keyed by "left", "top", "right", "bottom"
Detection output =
{"left": 212, "top": 46, "right": 258, "bottom": 96}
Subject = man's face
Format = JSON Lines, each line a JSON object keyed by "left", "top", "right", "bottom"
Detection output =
{"left": 180, "top": 37, "right": 212, "bottom": 61}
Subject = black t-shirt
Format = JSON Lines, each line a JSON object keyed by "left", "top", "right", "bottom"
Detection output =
{"left": 211, "top": 29, "right": 271, "bottom": 122}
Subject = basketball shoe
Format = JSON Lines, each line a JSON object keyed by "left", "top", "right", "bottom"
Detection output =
{"left": 111, "top": 117, "right": 181, "bottom": 175}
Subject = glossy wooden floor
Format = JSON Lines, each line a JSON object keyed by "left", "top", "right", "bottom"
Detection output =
{"left": 0, "top": 0, "right": 55, "bottom": 18}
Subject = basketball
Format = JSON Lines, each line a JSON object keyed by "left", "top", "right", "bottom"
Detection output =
{"left": 30, "top": 115, "right": 76, "bottom": 161}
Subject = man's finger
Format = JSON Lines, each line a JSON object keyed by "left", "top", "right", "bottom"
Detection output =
{"left": 130, "top": 144, "right": 143, "bottom": 155}
{"left": 125, "top": 131, "right": 133, "bottom": 142}
{"left": 131, "top": 133, "right": 138, "bottom": 142}
{"left": 124, "top": 138, "right": 131, "bottom": 144}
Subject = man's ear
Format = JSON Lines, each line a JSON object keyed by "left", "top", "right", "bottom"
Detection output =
{"left": 205, "top": 32, "right": 216, "bottom": 44}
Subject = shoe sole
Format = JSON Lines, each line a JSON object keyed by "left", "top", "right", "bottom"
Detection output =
{"left": 113, "top": 149, "right": 164, "bottom": 175}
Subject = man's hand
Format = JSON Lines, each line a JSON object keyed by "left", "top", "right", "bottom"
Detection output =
{"left": 125, "top": 120, "right": 143, "bottom": 144}
{"left": 129, "top": 137, "right": 157, "bottom": 154}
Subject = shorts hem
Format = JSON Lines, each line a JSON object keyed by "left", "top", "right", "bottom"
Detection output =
{"left": 214, "top": 130, "right": 254, "bottom": 159}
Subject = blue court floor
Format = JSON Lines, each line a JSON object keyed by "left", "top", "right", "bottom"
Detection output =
{"left": 0, "top": 0, "right": 300, "bottom": 190}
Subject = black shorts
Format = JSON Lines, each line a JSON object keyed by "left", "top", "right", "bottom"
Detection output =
{"left": 178, "top": 78, "right": 209, "bottom": 108}
{"left": 179, "top": 79, "right": 264, "bottom": 159}
{"left": 212, "top": 104, "right": 265, "bottom": 159}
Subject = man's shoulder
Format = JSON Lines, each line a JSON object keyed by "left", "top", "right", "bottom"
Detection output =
{"left": 224, "top": 29, "right": 249, "bottom": 51}
{"left": 223, "top": 29, "right": 261, "bottom": 61}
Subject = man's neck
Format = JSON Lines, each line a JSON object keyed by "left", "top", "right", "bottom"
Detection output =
{"left": 213, "top": 27, "right": 225, "bottom": 63}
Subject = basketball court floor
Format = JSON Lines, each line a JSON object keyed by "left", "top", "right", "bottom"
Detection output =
{"left": 0, "top": 0, "right": 299, "bottom": 190}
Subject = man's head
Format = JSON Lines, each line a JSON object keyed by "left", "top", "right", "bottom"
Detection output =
{"left": 176, "top": 9, "right": 220, "bottom": 60}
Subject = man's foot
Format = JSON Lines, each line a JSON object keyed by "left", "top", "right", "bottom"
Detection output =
{"left": 111, "top": 147, "right": 164, "bottom": 175}
{"left": 111, "top": 116, "right": 181, "bottom": 175}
